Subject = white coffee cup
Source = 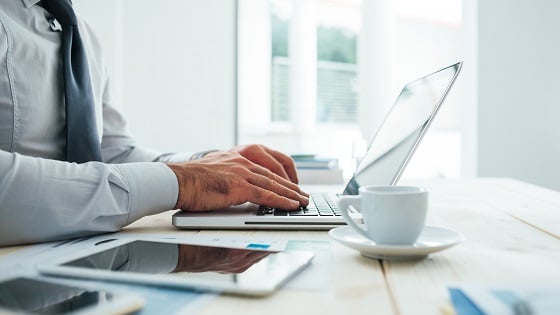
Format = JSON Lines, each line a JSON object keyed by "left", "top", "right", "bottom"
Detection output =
{"left": 337, "top": 186, "right": 428, "bottom": 245}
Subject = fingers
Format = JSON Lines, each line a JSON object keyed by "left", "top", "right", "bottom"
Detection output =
{"left": 247, "top": 174, "right": 308, "bottom": 208}
{"left": 261, "top": 146, "right": 300, "bottom": 184}
{"left": 236, "top": 145, "right": 300, "bottom": 184}
{"left": 226, "top": 159, "right": 308, "bottom": 210}
{"left": 247, "top": 162, "right": 309, "bottom": 199}
{"left": 252, "top": 151, "right": 291, "bottom": 181}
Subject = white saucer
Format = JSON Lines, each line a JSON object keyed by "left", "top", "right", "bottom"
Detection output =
{"left": 329, "top": 225, "right": 465, "bottom": 260}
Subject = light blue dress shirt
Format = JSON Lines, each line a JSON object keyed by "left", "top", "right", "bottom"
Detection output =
{"left": 0, "top": 0, "right": 183, "bottom": 246}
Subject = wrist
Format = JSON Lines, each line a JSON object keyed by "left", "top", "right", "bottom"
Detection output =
{"left": 166, "top": 163, "right": 186, "bottom": 209}
{"left": 189, "top": 150, "right": 219, "bottom": 160}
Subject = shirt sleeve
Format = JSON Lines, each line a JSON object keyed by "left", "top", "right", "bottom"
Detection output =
{"left": 0, "top": 150, "right": 178, "bottom": 247}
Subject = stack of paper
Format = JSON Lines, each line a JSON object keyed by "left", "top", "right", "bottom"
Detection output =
{"left": 291, "top": 155, "right": 343, "bottom": 184}
{"left": 297, "top": 167, "right": 344, "bottom": 185}
{"left": 294, "top": 158, "right": 338, "bottom": 169}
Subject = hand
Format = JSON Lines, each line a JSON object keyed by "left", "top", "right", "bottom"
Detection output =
{"left": 173, "top": 244, "right": 272, "bottom": 274}
{"left": 226, "top": 144, "right": 299, "bottom": 184}
{"left": 167, "top": 148, "right": 308, "bottom": 211}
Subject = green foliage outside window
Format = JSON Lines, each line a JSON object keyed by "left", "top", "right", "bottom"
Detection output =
{"left": 271, "top": 14, "right": 357, "bottom": 63}
{"left": 271, "top": 14, "right": 288, "bottom": 57}
{"left": 317, "top": 26, "right": 356, "bottom": 64}
{"left": 271, "top": 13, "right": 358, "bottom": 123}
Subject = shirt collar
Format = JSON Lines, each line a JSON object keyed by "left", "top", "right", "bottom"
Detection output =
{"left": 22, "top": 0, "right": 42, "bottom": 8}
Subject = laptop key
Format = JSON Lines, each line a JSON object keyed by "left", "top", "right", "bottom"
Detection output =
{"left": 289, "top": 211, "right": 319, "bottom": 216}
{"left": 257, "top": 206, "right": 275, "bottom": 216}
{"left": 273, "top": 210, "right": 288, "bottom": 216}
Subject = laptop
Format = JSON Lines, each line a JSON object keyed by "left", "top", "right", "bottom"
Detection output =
{"left": 172, "top": 62, "right": 463, "bottom": 230}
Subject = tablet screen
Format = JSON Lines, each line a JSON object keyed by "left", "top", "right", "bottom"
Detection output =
{"left": 0, "top": 277, "right": 115, "bottom": 314}
{"left": 61, "top": 240, "right": 274, "bottom": 275}
{"left": 38, "top": 239, "right": 313, "bottom": 295}
{"left": 42, "top": 240, "right": 314, "bottom": 295}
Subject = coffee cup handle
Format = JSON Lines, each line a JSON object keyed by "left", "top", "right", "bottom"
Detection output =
{"left": 337, "top": 196, "right": 371, "bottom": 240}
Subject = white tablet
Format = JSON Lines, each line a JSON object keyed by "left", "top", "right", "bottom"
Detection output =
{"left": 38, "top": 238, "right": 314, "bottom": 296}
{"left": 0, "top": 276, "right": 144, "bottom": 315}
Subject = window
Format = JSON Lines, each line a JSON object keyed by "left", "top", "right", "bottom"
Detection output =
{"left": 238, "top": 0, "right": 363, "bottom": 176}
{"left": 270, "top": 2, "right": 359, "bottom": 124}
{"left": 238, "top": 0, "right": 463, "bottom": 180}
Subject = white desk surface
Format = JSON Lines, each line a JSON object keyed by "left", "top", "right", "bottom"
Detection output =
{"left": 2, "top": 178, "right": 560, "bottom": 315}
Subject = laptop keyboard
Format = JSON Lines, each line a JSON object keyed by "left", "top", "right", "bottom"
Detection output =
{"left": 257, "top": 193, "right": 341, "bottom": 217}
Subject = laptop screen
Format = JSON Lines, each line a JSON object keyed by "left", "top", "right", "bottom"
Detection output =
{"left": 344, "top": 62, "right": 462, "bottom": 195}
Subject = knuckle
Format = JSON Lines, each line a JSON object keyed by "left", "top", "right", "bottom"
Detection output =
{"left": 231, "top": 164, "right": 249, "bottom": 174}
{"left": 234, "top": 155, "right": 250, "bottom": 164}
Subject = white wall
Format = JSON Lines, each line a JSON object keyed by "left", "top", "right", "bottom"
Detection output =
{"left": 74, "top": 0, "right": 123, "bottom": 107}
{"left": 76, "top": 0, "right": 237, "bottom": 153}
{"left": 464, "top": 0, "right": 560, "bottom": 190}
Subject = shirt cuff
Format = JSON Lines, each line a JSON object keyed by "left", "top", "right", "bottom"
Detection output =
{"left": 124, "top": 147, "right": 164, "bottom": 162}
{"left": 155, "top": 152, "right": 195, "bottom": 163}
{"left": 114, "top": 162, "right": 178, "bottom": 224}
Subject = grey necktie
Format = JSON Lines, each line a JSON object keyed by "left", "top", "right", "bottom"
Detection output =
{"left": 42, "top": 0, "right": 102, "bottom": 163}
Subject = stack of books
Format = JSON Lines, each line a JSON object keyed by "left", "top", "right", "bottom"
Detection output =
{"left": 291, "top": 155, "right": 344, "bottom": 185}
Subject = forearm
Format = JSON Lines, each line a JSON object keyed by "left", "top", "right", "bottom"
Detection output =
{"left": 0, "top": 151, "right": 178, "bottom": 246}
